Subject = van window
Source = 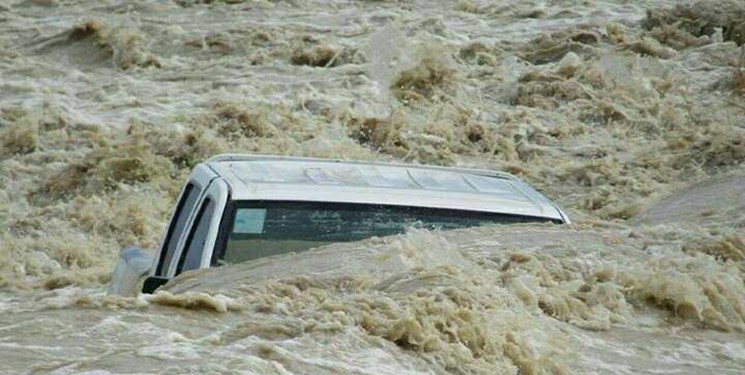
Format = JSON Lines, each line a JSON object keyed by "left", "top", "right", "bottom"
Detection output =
{"left": 218, "top": 201, "right": 552, "bottom": 264}
{"left": 176, "top": 198, "right": 214, "bottom": 275}
{"left": 157, "top": 183, "right": 201, "bottom": 275}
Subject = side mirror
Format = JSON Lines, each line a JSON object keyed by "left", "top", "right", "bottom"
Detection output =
{"left": 142, "top": 276, "right": 169, "bottom": 294}
{"left": 107, "top": 247, "right": 154, "bottom": 297}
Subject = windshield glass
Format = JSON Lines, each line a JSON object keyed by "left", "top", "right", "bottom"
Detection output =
{"left": 216, "top": 201, "right": 552, "bottom": 264}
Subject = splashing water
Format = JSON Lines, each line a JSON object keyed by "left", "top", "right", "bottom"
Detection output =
{"left": 1, "top": 0, "right": 744, "bottom": 374}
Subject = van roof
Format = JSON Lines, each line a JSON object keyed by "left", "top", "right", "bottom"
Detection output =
{"left": 205, "top": 154, "right": 567, "bottom": 222}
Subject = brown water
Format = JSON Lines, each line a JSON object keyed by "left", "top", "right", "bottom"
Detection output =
{"left": 1, "top": 0, "right": 744, "bottom": 374}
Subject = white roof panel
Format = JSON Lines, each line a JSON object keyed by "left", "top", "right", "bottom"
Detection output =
{"left": 205, "top": 154, "right": 566, "bottom": 221}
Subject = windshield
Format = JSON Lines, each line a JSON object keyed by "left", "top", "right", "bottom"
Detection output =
{"left": 214, "top": 201, "right": 553, "bottom": 264}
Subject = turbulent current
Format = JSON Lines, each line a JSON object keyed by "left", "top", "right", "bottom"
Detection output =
{"left": 1, "top": 0, "right": 744, "bottom": 374}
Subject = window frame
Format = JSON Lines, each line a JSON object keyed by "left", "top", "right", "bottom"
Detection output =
{"left": 155, "top": 182, "right": 201, "bottom": 275}
{"left": 167, "top": 177, "right": 229, "bottom": 277}
{"left": 153, "top": 164, "right": 216, "bottom": 277}
{"left": 176, "top": 197, "right": 214, "bottom": 275}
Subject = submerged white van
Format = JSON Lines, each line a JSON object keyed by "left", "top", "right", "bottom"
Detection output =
{"left": 109, "top": 154, "right": 569, "bottom": 296}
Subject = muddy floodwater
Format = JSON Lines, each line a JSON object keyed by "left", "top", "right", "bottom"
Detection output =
{"left": 1, "top": 0, "right": 744, "bottom": 374}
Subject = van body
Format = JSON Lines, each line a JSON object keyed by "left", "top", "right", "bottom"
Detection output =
{"left": 108, "top": 154, "right": 570, "bottom": 296}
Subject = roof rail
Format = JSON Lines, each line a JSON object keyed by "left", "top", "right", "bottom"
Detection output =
{"left": 206, "top": 153, "right": 514, "bottom": 180}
